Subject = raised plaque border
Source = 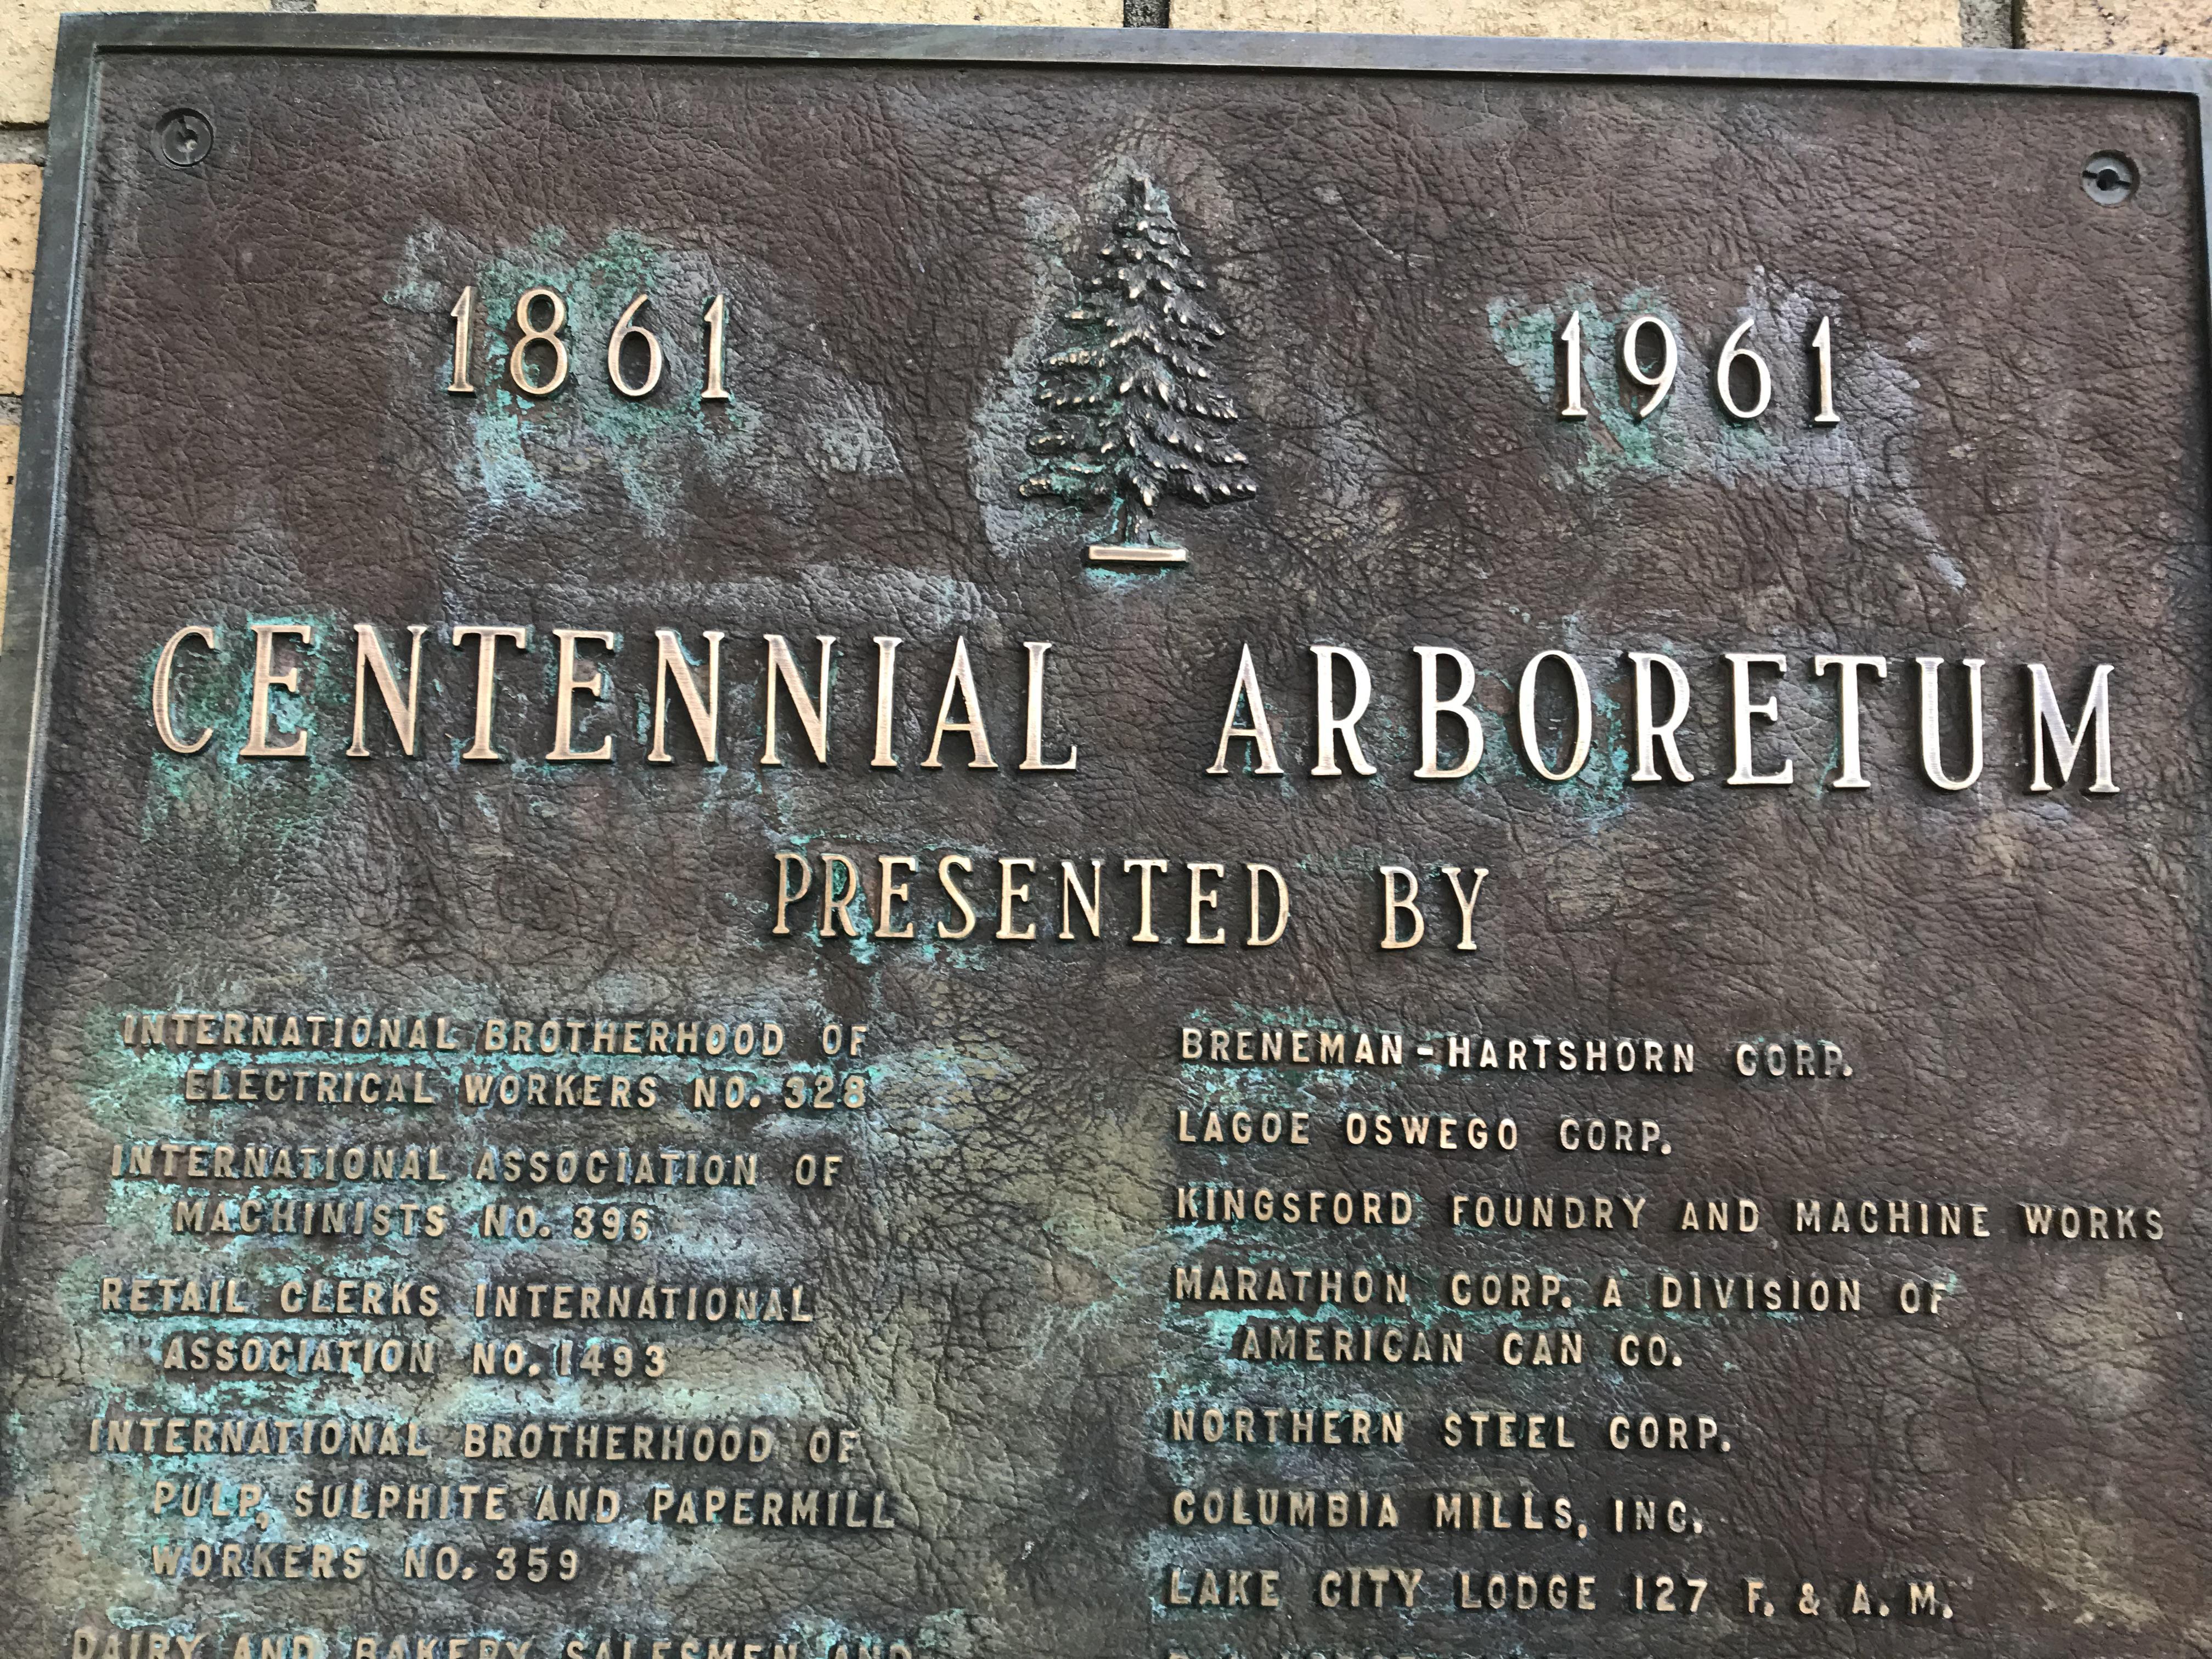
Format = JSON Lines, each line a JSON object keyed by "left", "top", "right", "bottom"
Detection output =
{"left": 0, "top": 12, "right": 2204, "bottom": 1265}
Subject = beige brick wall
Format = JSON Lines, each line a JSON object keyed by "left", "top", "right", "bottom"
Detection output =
{"left": 2022, "top": 0, "right": 2210, "bottom": 48}
{"left": 1174, "top": 0, "right": 1953, "bottom": 36}
{"left": 0, "top": 161, "right": 30, "bottom": 397}
{"left": 0, "top": 0, "right": 2193, "bottom": 611}
{"left": 317, "top": 0, "right": 1116, "bottom": 19}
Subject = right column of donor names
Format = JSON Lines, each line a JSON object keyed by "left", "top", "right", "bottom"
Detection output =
{"left": 1153, "top": 1019, "right": 2159, "bottom": 1654}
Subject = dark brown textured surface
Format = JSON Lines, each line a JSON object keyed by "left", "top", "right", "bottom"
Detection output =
{"left": 0, "top": 26, "right": 2209, "bottom": 1659}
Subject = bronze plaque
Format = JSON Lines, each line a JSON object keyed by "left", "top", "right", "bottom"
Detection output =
{"left": 3, "top": 19, "right": 2209, "bottom": 1659}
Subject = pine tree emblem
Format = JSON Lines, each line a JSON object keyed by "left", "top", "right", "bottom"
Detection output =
{"left": 1021, "top": 176, "right": 1258, "bottom": 566}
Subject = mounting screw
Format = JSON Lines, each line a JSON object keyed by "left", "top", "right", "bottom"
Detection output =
{"left": 156, "top": 108, "right": 213, "bottom": 168}
{"left": 2083, "top": 151, "right": 2137, "bottom": 206}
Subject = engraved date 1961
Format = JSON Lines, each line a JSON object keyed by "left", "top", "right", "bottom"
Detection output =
{"left": 1553, "top": 310, "right": 1843, "bottom": 426}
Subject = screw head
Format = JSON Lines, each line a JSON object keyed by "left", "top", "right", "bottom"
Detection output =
{"left": 2083, "top": 150, "right": 2138, "bottom": 206}
{"left": 156, "top": 108, "right": 213, "bottom": 168}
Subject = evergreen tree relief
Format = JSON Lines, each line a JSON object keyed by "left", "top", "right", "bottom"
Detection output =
{"left": 1022, "top": 176, "right": 1258, "bottom": 563}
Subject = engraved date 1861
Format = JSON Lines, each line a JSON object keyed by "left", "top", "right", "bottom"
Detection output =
{"left": 444, "top": 285, "right": 729, "bottom": 403}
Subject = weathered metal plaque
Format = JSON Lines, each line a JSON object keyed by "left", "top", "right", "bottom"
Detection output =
{"left": 3, "top": 18, "right": 2210, "bottom": 1659}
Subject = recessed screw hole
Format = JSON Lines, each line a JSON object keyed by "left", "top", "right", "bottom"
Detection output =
{"left": 2083, "top": 151, "right": 2138, "bottom": 206}
{"left": 156, "top": 108, "right": 215, "bottom": 168}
